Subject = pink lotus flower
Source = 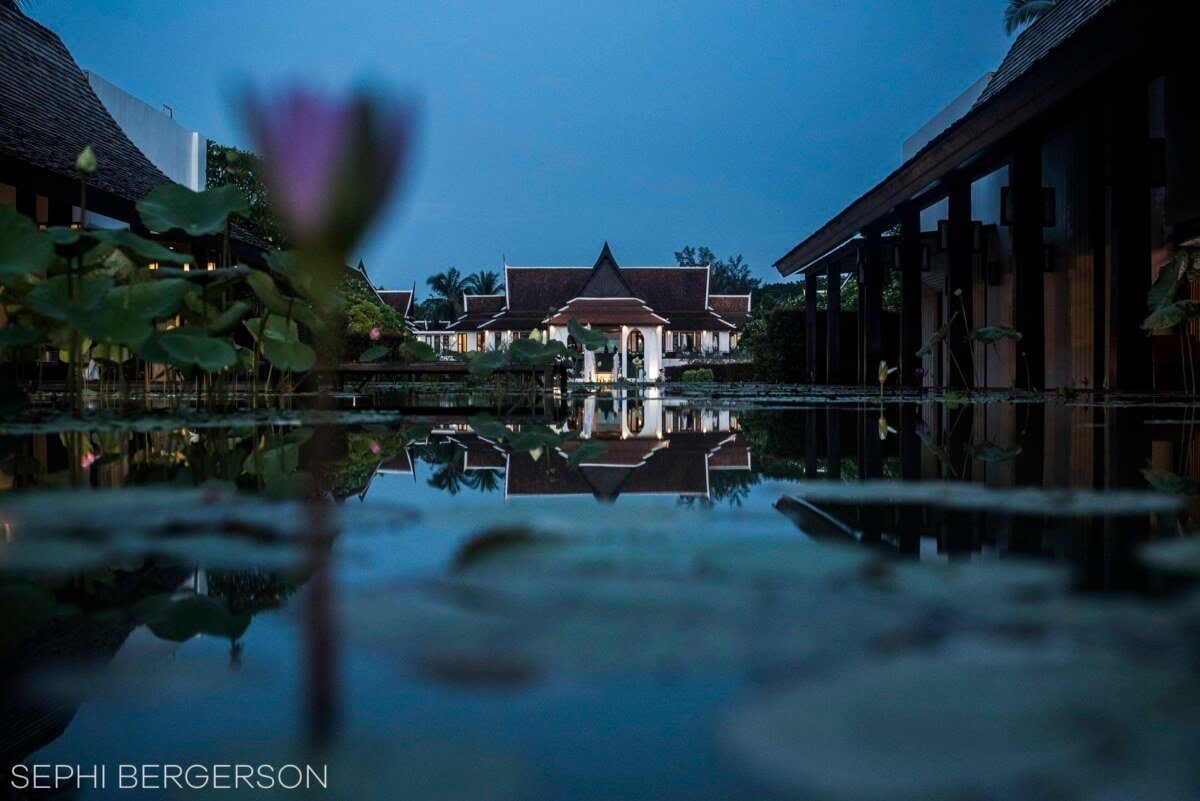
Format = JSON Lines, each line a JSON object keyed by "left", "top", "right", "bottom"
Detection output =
{"left": 80, "top": 452, "right": 97, "bottom": 469}
{"left": 369, "top": 326, "right": 382, "bottom": 341}
{"left": 244, "top": 88, "right": 417, "bottom": 255}
{"left": 369, "top": 440, "right": 381, "bottom": 455}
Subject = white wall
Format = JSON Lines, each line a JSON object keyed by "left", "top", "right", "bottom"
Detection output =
{"left": 86, "top": 72, "right": 206, "bottom": 191}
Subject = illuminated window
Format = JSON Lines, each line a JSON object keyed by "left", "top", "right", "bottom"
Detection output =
{"left": 148, "top": 262, "right": 159, "bottom": 271}
{"left": 206, "top": 262, "right": 216, "bottom": 271}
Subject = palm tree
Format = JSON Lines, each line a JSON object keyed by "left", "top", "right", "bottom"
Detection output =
{"left": 464, "top": 269, "right": 503, "bottom": 296}
{"left": 1004, "top": 0, "right": 1058, "bottom": 35}
{"left": 425, "top": 267, "right": 469, "bottom": 321}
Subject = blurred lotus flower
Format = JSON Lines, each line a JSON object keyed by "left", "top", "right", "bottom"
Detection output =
{"left": 244, "top": 88, "right": 417, "bottom": 255}
{"left": 877, "top": 415, "right": 896, "bottom": 441}
{"left": 369, "top": 440, "right": 381, "bottom": 455}
{"left": 369, "top": 326, "right": 381, "bottom": 341}
{"left": 80, "top": 451, "right": 97, "bottom": 469}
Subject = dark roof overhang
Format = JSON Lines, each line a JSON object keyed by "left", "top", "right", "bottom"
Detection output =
{"left": 774, "top": 0, "right": 1167, "bottom": 276}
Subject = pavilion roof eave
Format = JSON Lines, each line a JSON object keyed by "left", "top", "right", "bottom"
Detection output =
{"left": 773, "top": 0, "right": 1153, "bottom": 276}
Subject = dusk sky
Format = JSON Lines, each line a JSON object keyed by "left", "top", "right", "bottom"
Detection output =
{"left": 31, "top": 1, "right": 1013, "bottom": 292}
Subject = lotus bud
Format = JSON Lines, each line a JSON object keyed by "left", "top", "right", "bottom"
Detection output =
{"left": 243, "top": 87, "right": 417, "bottom": 257}
{"left": 75, "top": 146, "right": 97, "bottom": 174}
{"left": 877, "top": 360, "right": 897, "bottom": 386}
{"left": 369, "top": 440, "right": 381, "bottom": 455}
{"left": 369, "top": 326, "right": 382, "bottom": 341}
{"left": 953, "top": 288, "right": 963, "bottom": 298}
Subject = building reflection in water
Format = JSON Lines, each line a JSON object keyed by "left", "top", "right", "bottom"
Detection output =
{"left": 432, "top": 390, "right": 750, "bottom": 502}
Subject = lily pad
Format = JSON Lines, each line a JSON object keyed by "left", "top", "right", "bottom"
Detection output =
{"left": 567, "top": 318, "right": 608, "bottom": 350}
{"left": 25, "top": 275, "right": 114, "bottom": 321}
{"left": 359, "top": 345, "right": 389, "bottom": 363}
{"left": 970, "top": 325, "right": 1022, "bottom": 344}
{"left": 722, "top": 657, "right": 1185, "bottom": 800}
{"left": 469, "top": 348, "right": 507, "bottom": 377}
{"left": 245, "top": 270, "right": 325, "bottom": 333}
{"left": 398, "top": 339, "right": 437, "bottom": 363}
{"left": 1142, "top": 300, "right": 1200, "bottom": 331}
{"left": 1141, "top": 538, "right": 1200, "bottom": 576}
{"left": 0, "top": 205, "right": 55, "bottom": 284}
{"left": 159, "top": 327, "right": 239, "bottom": 371}
{"left": 105, "top": 278, "right": 193, "bottom": 320}
{"left": 136, "top": 184, "right": 250, "bottom": 236}
{"left": 262, "top": 338, "right": 317, "bottom": 371}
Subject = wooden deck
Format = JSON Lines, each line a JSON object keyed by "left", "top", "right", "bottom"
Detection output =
{"left": 326, "top": 361, "right": 568, "bottom": 390}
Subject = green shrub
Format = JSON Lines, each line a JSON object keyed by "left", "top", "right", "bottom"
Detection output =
{"left": 681, "top": 368, "right": 715, "bottom": 382}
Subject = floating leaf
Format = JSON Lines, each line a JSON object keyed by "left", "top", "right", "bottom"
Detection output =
{"left": 970, "top": 325, "right": 1022, "bottom": 345}
{"left": 968, "top": 440, "right": 1022, "bottom": 463}
{"left": 0, "top": 205, "right": 55, "bottom": 284}
{"left": 1140, "top": 537, "right": 1200, "bottom": 576}
{"left": 1141, "top": 467, "right": 1199, "bottom": 496}
{"left": 359, "top": 345, "right": 389, "bottom": 363}
{"left": 159, "top": 327, "right": 238, "bottom": 371}
{"left": 722, "top": 657, "right": 1182, "bottom": 799}
{"left": 136, "top": 184, "right": 250, "bottom": 236}
{"left": 469, "top": 415, "right": 514, "bottom": 442}
{"left": 92, "top": 229, "right": 193, "bottom": 265}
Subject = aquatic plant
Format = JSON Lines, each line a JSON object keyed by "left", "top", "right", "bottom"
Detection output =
{"left": 1141, "top": 246, "right": 1200, "bottom": 393}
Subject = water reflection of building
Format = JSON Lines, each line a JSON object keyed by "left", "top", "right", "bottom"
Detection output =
{"left": 434, "top": 395, "right": 750, "bottom": 502}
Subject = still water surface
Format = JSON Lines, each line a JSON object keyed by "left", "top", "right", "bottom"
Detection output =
{"left": 1, "top": 388, "right": 1197, "bottom": 799}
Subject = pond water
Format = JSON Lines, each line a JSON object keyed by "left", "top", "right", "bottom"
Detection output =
{"left": 1, "top": 387, "right": 1198, "bottom": 799}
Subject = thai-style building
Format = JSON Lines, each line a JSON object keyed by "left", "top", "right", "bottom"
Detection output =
{"left": 414, "top": 243, "right": 751, "bottom": 381}
{"left": 359, "top": 393, "right": 751, "bottom": 502}
{"left": 774, "top": 0, "right": 1200, "bottom": 391}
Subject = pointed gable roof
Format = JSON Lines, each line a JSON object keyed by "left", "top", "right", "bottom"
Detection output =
{"left": 0, "top": 3, "right": 171, "bottom": 207}
{"left": 578, "top": 242, "right": 636, "bottom": 298}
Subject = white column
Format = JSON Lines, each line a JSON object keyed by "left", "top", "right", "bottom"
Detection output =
{"left": 643, "top": 326, "right": 662, "bottom": 381}
{"left": 619, "top": 325, "right": 629, "bottom": 381}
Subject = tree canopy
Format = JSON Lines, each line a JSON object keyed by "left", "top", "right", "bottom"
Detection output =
{"left": 674, "top": 245, "right": 760, "bottom": 294}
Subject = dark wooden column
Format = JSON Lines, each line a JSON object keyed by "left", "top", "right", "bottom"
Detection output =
{"left": 899, "top": 205, "right": 923, "bottom": 387}
{"left": 805, "top": 270, "right": 820, "bottom": 383}
{"left": 1010, "top": 140, "right": 1046, "bottom": 389}
{"left": 861, "top": 231, "right": 884, "bottom": 380}
{"left": 1110, "top": 78, "right": 1153, "bottom": 391}
{"left": 826, "top": 261, "right": 842, "bottom": 384}
{"left": 946, "top": 179, "right": 974, "bottom": 388}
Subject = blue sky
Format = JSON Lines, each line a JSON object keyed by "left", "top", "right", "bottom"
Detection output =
{"left": 31, "top": 1, "right": 1013, "bottom": 292}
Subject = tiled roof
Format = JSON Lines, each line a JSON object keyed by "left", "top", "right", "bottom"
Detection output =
{"left": 504, "top": 267, "right": 590, "bottom": 310}
{"left": 464, "top": 294, "right": 505, "bottom": 314}
{"left": 544, "top": 298, "right": 668, "bottom": 327}
{"left": 708, "top": 294, "right": 752, "bottom": 327}
{"left": 477, "top": 310, "right": 547, "bottom": 332}
{"left": 378, "top": 289, "right": 413, "bottom": 317}
{"left": 976, "top": 0, "right": 1116, "bottom": 106}
{"left": 624, "top": 268, "right": 709, "bottom": 311}
{"left": 0, "top": 4, "right": 171, "bottom": 205}
{"left": 708, "top": 295, "right": 751, "bottom": 313}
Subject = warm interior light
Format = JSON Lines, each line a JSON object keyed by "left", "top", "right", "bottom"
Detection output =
{"left": 148, "top": 262, "right": 159, "bottom": 271}
{"left": 207, "top": 262, "right": 216, "bottom": 271}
